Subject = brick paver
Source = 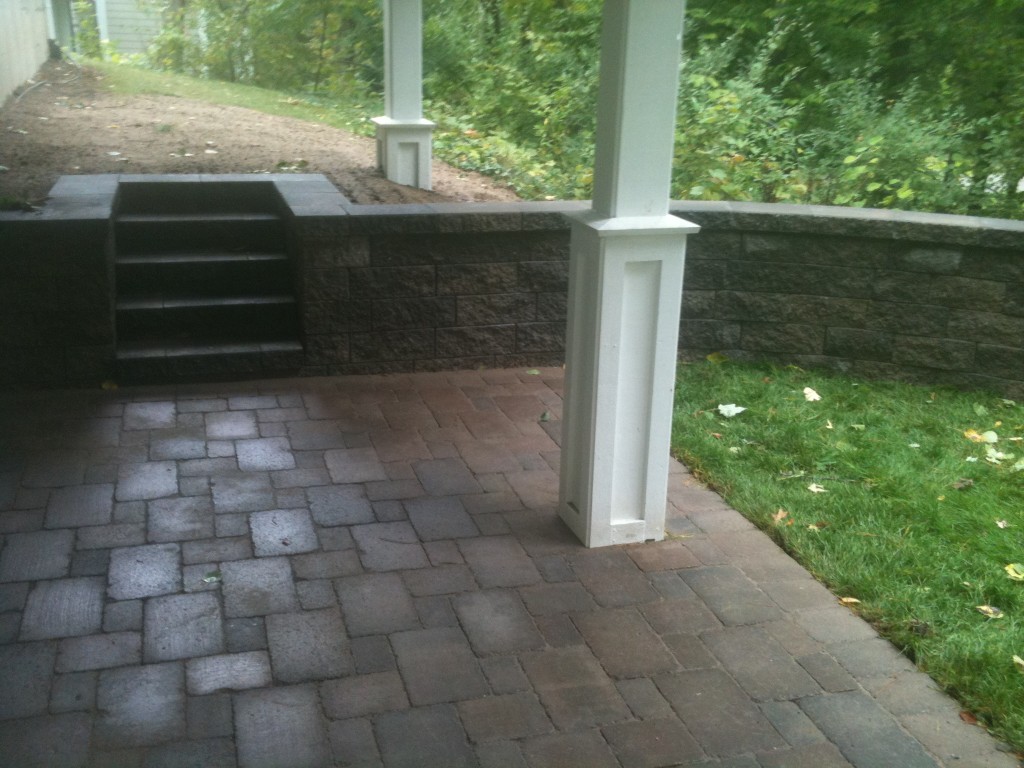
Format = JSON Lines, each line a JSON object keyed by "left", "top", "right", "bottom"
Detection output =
{"left": 0, "top": 368, "right": 1018, "bottom": 768}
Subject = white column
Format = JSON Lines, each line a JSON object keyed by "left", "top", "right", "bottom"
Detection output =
{"left": 372, "top": 0, "right": 434, "bottom": 190}
{"left": 94, "top": 0, "right": 109, "bottom": 44}
{"left": 558, "top": 0, "right": 699, "bottom": 548}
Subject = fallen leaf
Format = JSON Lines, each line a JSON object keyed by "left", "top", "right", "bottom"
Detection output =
{"left": 850, "top": 424, "right": 866, "bottom": 431}
{"left": 1005, "top": 564, "right": 1024, "bottom": 582}
{"left": 772, "top": 509, "right": 789, "bottom": 525}
{"left": 965, "top": 429, "right": 999, "bottom": 443}
{"left": 803, "top": 387, "right": 822, "bottom": 402}
{"left": 201, "top": 570, "right": 222, "bottom": 584}
{"left": 728, "top": 446, "right": 741, "bottom": 454}
{"left": 706, "top": 352, "right": 729, "bottom": 364}
{"left": 717, "top": 403, "right": 746, "bottom": 418}
{"left": 965, "top": 456, "right": 979, "bottom": 463}
{"left": 839, "top": 597, "right": 861, "bottom": 605}
{"left": 807, "top": 483, "right": 827, "bottom": 493}
{"left": 525, "top": 369, "right": 540, "bottom": 375}
{"left": 778, "top": 470, "right": 806, "bottom": 480}
{"left": 106, "top": 151, "right": 121, "bottom": 156}
{"left": 997, "top": 520, "right": 1010, "bottom": 529}
{"left": 1014, "top": 655, "right": 1024, "bottom": 673}
{"left": 960, "top": 711, "right": 980, "bottom": 725}
{"left": 974, "top": 403, "right": 990, "bottom": 417}
{"left": 100, "top": 380, "right": 118, "bottom": 390}
{"left": 808, "top": 521, "right": 829, "bottom": 531}
{"left": 710, "top": 432, "right": 723, "bottom": 439}
{"left": 539, "top": 411, "right": 552, "bottom": 422}
{"left": 952, "top": 478, "right": 974, "bottom": 490}
{"left": 826, "top": 420, "right": 834, "bottom": 429}
{"left": 908, "top": 443, "right": 921, "bottom": 448}
{"left": 977, "top": 605, "right": 1005, "bottom": 619}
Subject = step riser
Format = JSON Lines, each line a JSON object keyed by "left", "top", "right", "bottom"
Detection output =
{"left": 117, "top": 181, "right": 282, "bottom": 216}
{"left": 116, "top": 260, "right": 293, "bottom": 296}
{"left": 116, "top": 219, "right": 286, "bottom": 254}
{"left": 118, "top": 303, "right": 300, "bottom": 343}
{"left": 116, "top": 348, "right": 304, "bottom": 384}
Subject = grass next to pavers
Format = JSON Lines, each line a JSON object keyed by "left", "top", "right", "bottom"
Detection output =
{"left": 671, "top": 359, "right": 1024, "bottom": 751}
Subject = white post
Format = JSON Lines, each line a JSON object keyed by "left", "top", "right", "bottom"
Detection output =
{"left": 558, "top": 0, "right": 699, "bottom": 547}
{"left": 94, "top": 0, "right": 109, "bottom": 45}
{"left": 372, "top": 0, "right": 434, "bottom": 190}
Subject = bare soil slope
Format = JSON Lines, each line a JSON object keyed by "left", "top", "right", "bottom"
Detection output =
{"left": 0, "top": 60, "right": 518, "bottom": 205}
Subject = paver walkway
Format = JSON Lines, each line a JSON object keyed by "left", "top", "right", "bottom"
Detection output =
{"left": 0, "top": 367, "right": 1019, "bottom": 768}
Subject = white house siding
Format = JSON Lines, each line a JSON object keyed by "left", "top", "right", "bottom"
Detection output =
{"left": 1, "top": 0, "right": 50, "bottom": 106}
{"left": 102, "top": 0, "right": 163, "bottom": 55}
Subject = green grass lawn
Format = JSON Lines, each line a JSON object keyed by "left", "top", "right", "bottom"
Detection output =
{"left": 671, "top": 359, "right": 1024, "bottom": 750}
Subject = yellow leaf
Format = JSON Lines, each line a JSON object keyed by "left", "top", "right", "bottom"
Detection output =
{"left": 100, "top": 380, "right": 118, "bottom": 390}
{"left": 807, "top": 483, "right": 827, "bottom": 493}
{"left": 772, "top": 509, "right": 789, "bottom": 525}
{"left": 803, "top": 387, "right": 822, "bottom": 402}
{"left": 977, "top": 605, "right": 1005, "bottom": 619}
{"left": 1014, "top": 655, "right": 1024, "bottom": 673}
{"left": 706, "top": 352, "right": 729, "bottom": 364}
{"left": 839, "top": 597, "right": 861, "bottom": 605}
{"left": 1005, "top": 564, "right": 1024, "bottom": 582}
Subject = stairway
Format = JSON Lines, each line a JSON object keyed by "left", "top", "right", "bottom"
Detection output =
{"left": 114, "top": 181, "right": 303, "bottom": 383}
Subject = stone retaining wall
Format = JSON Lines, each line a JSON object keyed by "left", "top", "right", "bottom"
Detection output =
{"left": 3, "top": 175, "right": 1024, "bottom": 394}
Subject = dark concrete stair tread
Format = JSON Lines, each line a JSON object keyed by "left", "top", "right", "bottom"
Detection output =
{"left": 117, "top": 212, "right": 281, "bottom": 223}
{"left": 117, "top": 339, "right": 302, "bottom": 360}
{"left": 117, "top": 294, "right": 296, "bottom": 311}
{"left": 116, "top": 252, "right": 288, "bottom": 265}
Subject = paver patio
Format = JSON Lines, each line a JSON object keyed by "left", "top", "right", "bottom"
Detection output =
{"left": 0, "top": 367, "right": 1018, "bottom": 767}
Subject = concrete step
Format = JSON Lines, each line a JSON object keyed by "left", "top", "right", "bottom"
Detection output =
{"left": 116, "top": 294, "right": 299, "bottom": 343}
{"left": 115, "top": 251, "right": 291, "bottom": 296}
{"left": 116, "top": 339, "right": 303, "bottom": 383}
{"left": 115, "top": 213, "right": 286, "bottom": 254}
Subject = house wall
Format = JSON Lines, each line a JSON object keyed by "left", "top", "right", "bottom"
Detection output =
{"left": 101, "top": 0, "right": 163, "bottom": 54}
{"left": 0, "top": 0, "right": 51, "bottom": 106}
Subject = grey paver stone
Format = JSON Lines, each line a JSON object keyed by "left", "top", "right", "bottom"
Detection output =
{"left": 0, "top": 582, "right": 29, "bottom": 612}
{"left": 327, "top": 717, "right": 382, "bottom": 767}
{"left": 21, "top": 450, "right": 87, "bottom": 488}
{"left": 412, "top": 457, "right": 482, "bottom": 496}
{"left": 703, "top": 625, "right": 820, "bottom": 701}
{"left": 76, "top": 522, "right": 145, "bottom": 550}
{"left": 538, "top": 682, "right": 632, "bottom": 730}
{"left": 616, "top": 677, "right": 676, "bottom": 721}
{"left": 150, "top": 429, "right": 208, "bottom": 460}
{"left": 237, "top": 437, "right": 296, "bottom": 471}
{"left": 375, "top": 704, "right": 477, "bottom": 768}
{"left": 351, "top": 634, "right": 396, "bottom": 674}
{"left": 95, "top": 663, "right": 185, "bottom": 748}
{"left": 50, "top": 670, "right": 97, "bottom": 713}
{"left": 147, "top": 496, "right": 214, "bottom": 542}
{"left": 324, "top": 447, "right": 388, "bottom": 484}
{"left": 901, "top": 710, "right": 1021, "bottom": 768}
{"left": 626, "top": 540, "right": 702, "bottom": 572}
{"left": 655, "top": 669, "right": 786, "bottom": 757}
{"left": 405, "top": 496, "right": 479, "bottom": 540}
{"left": 69, "top": 548, "right": 110, "bottom": 576}
{"left": 250, "top": 508, "right": 319, "bottom": 557}
{"left": 298, "top": 579, "right": 338, "bottom": 609}
{"left": 351, "top": 522, "right": 429, "bottom": 571}
{"left": 680, "top": 566, "right": 783, "bottom": 626}
{"left": 20, "top": 577, "right": 104, "bottom": 640}
{"left": 124, "top": 401, "right": 176, "bottom": 430}
{"left": 570, "top": 549, "right": 659, "bottom": 607}
{"left": 799, "top": 691, "right": 939, "bottom": 768}
{"left": 827, "top": 636, "right": 918, "bottom": 679}
{"left": 321, "top": 671, "right": 409, "bottom": 719}
{"left": 796, "top": 652, "right": 859, "bottom": 693}
{"left": 108, "top": 543, "right": 181, "bottom": 600}
{"left": 534, "top": 613, "right": 584, "bottom": 647}
{"left": 648, "top": 571, "right": 697, "bottom": 600}
{"left": 458, "top": 691, "right": 553, "bottom": 743}
{"left": 335, "top": 572, "right": 418, "bottom": 636}
{"left": 57, "top": 631, "right": 141, "bottom": 672}
{"left": 453, "top": 589, "right": 544, "bottom": 653}
{"left": 518, "top": 581, "right": 596, "bottom": 616}
{"left": 416, "top": 594, "right": 459, "bottom": 627}
{"left": 458, "top": 535, "right": 540, "bottom": 588}
{"left": 116, "top": 461, "right": 178, "bottom": 501}
{"left": 0, "top": 713, "right": 92, "bottom": 768}
{"left": 182, "top": 535, "right": 253, "bottom": 565}
{"left": 205, "top": 410, "right": 258, "bottom": 439}
{"left": 402, "top": 564, "right": 476, "bottom": 596}
{"left": 0, "top": 528, "right": 74, "bottom": 582}
{"left": 266, "top": 607, "right": 351, "bottom": 682}
{"left": 187, "top": 692, "right": 234, "bottom": 739}
{"left": 307, "top": 484, "right": 374, "bottom": 526}
{"left": 144, "top": 592, "right": 225, "bottom": 662}
{"left": 477, "top": 740, "right": 528, "bottom": 768}
{"left": 222, "top": 557, "right": 299, "bottom": 617}
{"left": 0, "top": 641, "right": 56, "bottom": 718}
{"left": 226, "top": 617, "right": 268, "bottom": 653}
{"left": 287, "top": 420, "right": 347, "bottom": 450}
{"left": 103, "top": 599, "right": 143, "bottom": 632}
{"left": 292, "top": 550, "right": 362, "bottom": 580}
{"left": 141, "top": 737, "right": 237, "bottom": 768}
{"left": 211, "top": 474, "right": 276, "bottom": 514}
{"left": 573, "top": 607, "right": 678, "bottom": 679}
{"left": 186, "top": 650, "right": 273, "bottom": 694}
{"left": 234, "top": 684, "right": 332, "bottom": 768}
{"left": 521, "top": 730, "right": 620, "bottom": 768}
{"left": 661, "top": 633, "right": 718, "bottom": 670}
{"left": 640, "top": 598, "right": 721, "bottom": 635}
{"left": 762, "top": 578, "right": 842, "bottom": 612}
{"left": 45, "top": 483, "right": 114, "bottom": 528}
{"left": 760, "top": 700, "right": 829, "bottom": 747}
{"left": 602, "top": 718, "right": 704, "bottom": 768}
{"left": 391, "top": 627, "right": 489, "bottom": 705}
{"left": 793, "top": 607, "right": 880, "bottom": 644}
{"left": 481, "top": 655, "right": 530, "bottom": 694}
{"left": 757, "top": 742, "right": 855, "bottom": 768}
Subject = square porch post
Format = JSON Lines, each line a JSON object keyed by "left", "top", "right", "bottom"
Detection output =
{"left": 558, "top": 0, "right": 699, "bottom": 547}
{"left": 373, "top": 0, "right": 435, "bottom": 190}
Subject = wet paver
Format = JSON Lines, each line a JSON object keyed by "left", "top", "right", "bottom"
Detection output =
{"left": 0, "top": 367, "right": 1019, "bottom": 767}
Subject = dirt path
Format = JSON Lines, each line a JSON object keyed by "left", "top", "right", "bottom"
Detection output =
{"left": 0, "top": 59, "right": 519, "bottom": 206}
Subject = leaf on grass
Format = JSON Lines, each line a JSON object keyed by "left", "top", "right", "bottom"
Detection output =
{"left": 960, "top": 711, "right": 980, "bottom": 725}
{"left": 977, "top": 605, "right": 1004, "bottom": 619}
{"left": 965, "top": 429, "right": 998, "bottom": 443}
{"left": 717, "top": 403, "right": 746, "bottom": 418}
{"left": 711, "top": 432, "right": 723, "bottom": 439}
{"left": 965, "top": 456, "right": 979, "bottom": 463}
{"left": 728, "top": 446, "right": 741, "bottom": 454}
{"left": 772, "top": 509, "right": 789, "bottom": 525}
{"left": 997, "top": 519, "right": 1010, "bottom": 529}
{"left": 706, "top": 352, "right": 729, "bottom": 364}
{"left": 1005, "top": 564, "right": 1024, "bottom": 582}
{"left": 908, "top": 443, "right": 921, "bottom": 448}
{"left": 974, "top": 403, "right": 990, "bottom": 417}
{"left": 850, "top": 424, "right": 866, "bottom": 431}
{"left": 778, "top": 470, "right": 806, "bottom": 480}
{"left": 1014, "top": 655, "right": 1024, "bottom": 674}
{"left": 952, "top": 478, "right": 974, "bottom": 490}
{"left": 803, "top": 387, "right": 822, "bottom": 401}
{"left": 1013, "top": 459, "right": 1024, "bottom": 472}
{"left": 985, "top": 446, "right": 1013, "bottom": 464}
{"left": 807, "top": 521, "right": 829, "bottom": 531}
{"left": 839, "top": 596, "right": 861, "bottom": 605}
{"left": 807, "top": 483, "right": 827, "bottom": 493}
{"left": 826, "top": 420, "right": 834, "bottom": 429}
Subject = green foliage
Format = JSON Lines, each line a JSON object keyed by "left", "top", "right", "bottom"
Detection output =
{"left": 672, "top": 360, "right": 1024, "bottom": 750}
{"left": 72, "top": 0, "right": 102, "bottom": 59}
{"left": 135, "top": 0, "right": 1024, "bottom": 220}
